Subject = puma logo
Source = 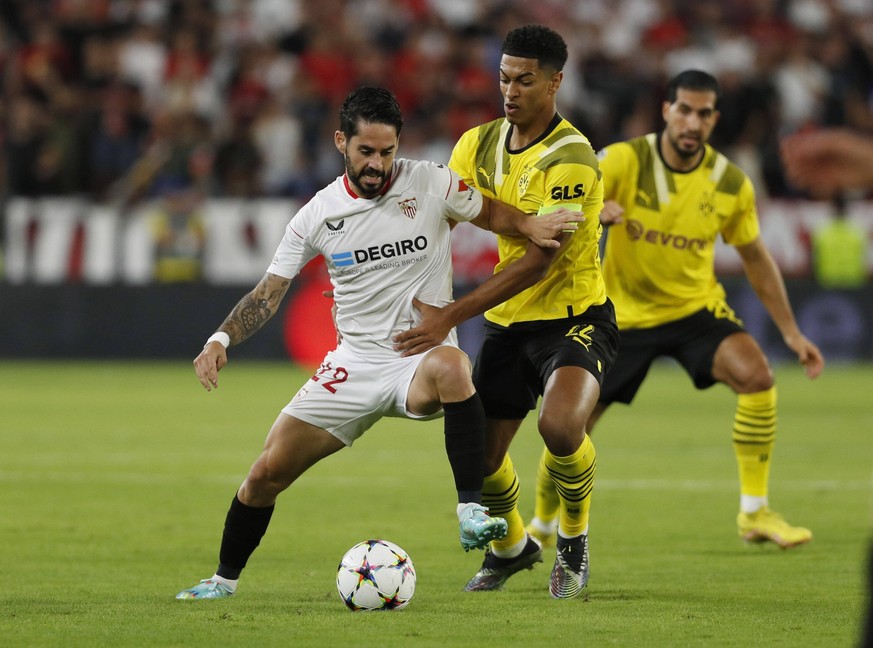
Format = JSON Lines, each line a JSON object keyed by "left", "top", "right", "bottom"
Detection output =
{"left": 637, "top": 189, "right": 653, "bottom": 207}
{"left": 477, "top": 167, "right": 494, "bottom": 182}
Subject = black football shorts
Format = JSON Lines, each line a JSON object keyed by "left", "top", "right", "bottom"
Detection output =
{"left": 473, "top": 299, "right": 619, "bottom": 420}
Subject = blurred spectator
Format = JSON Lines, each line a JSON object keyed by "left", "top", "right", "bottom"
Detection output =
{"left": 811, "top": 196, "right": 868, "bottom": 289}
{"left": 6, "top": 95, "right": 49, "bottom": 196}
{"left": 251, "top": 97, "right": 305, "bottom": 196}
{"left": 87, "top": 82, "right": 148, "bottom": 199}
{"left": 780, "top": 128, "right": 873, "bottom": 195}
{"left": 117, "top": 23, "right": 167, "bottom": 111}
{"left": 149, "top": 186, "right": 205, "bottom": 283}
{"left": 213, "top": 117, "right": 262, "bottom": 198}
{"left": 1, "top": 0, "right": 873, "bottom": 203}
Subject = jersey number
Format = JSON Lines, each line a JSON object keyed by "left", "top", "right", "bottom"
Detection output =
{"left": 311, "top": 361, "right": 349, "bottom": 394}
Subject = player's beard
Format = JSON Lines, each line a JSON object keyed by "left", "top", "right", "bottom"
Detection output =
{"left": 345, "top": 154, "right": 388, "bottom": 198}
{"left": 667, "top": 130, "right": 703, "bottom": 161}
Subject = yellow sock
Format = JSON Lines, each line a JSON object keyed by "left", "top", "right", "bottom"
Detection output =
{"left": 482, "top": 453, "right": 526, "bottom": 551}
{"left": 732, "top": 387, "right": 777, "bottom": 499}
{"left": 544, "top": 435, "right": 596, "bottom": 537}
{"left": 532, "top": 446, "right": 560, "bottom": 527}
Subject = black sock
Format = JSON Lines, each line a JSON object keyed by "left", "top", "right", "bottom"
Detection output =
{"left": 443, "top": 393, "right": 486, "bottom": 505}
{"left": 215, "top": 494, "right": 275, "bottom": 580}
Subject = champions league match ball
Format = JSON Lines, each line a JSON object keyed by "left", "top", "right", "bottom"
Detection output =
{"left": 336, "top": 539, "right": 416, "bottom": 611}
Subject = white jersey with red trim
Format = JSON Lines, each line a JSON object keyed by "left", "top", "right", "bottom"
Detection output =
{"left": 269, "top": 158, "right": 484, "bottom": 360}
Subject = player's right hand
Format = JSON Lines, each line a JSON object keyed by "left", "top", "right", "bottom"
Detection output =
{"left": 193, "top": 342, "right": 227, "bottom": 391}
{"left": 599, "top": 200, "right": 624, "bottom": 226}
{"left": 526, "top": 208, "right": 584, "bottom": 248}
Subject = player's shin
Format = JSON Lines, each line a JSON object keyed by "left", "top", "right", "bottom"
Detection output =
{"left": 527, "top": 446, "right": 560, "bottom": 545}
{"left": 482, "top": 453, "right": 526, "bottom": 555}
{"left": 732, "top": 386, "right": 777, "bottom": 512}
{"left": 217, "top": 494, "right": 275, "bottom": 580}
{"left": 545, "top": 435, "right": 595, "bottom": 538}
{"left": 442, "top": 393, "right": 486, "bottom": 504}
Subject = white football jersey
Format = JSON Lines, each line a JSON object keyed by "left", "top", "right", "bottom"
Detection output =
{"left": 269, "top": 158, "right": 484, "bottom": 360}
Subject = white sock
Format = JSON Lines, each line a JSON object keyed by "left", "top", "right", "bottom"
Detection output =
{"left": 740, "top": 495, "right": 768, "bottom": 514}
{"left": 529, "top": 516, "right": 558, "bottom": 534}
{"left": 492, "top": 535, "right": 528, "bottom": 559}
{"left": 211, "top": 574, "right": 238, "bottom": 592}
{"left": 457, "top": 502, "right": 481, "bottom": 520}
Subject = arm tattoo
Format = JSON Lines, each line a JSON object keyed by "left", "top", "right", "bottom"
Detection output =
{"left": 221, "top": 276, "right": 290, "bottom": 346}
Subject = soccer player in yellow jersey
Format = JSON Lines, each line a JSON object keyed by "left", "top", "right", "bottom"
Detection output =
{"left": 526, "top": 69, "right": 825, "bottom": 550}
{"left": 394, "top": 24, "right": 618, "bottom": 599}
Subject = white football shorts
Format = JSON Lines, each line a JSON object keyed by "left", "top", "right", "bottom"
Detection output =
{"left": 281, "top": 344, "right": 451, "bottom": 446}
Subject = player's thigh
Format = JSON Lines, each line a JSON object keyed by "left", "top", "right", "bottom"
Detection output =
{"left": 670, "top": 306, "right": 770, "bottom": 392}
{"left": 282, "top": 348, "right": 402, "bottom": 445}
{"left": 473, "top": 325, "right": 540, "bottom": 420}
{"left": 529, "top": 305, "right": 620, "bottom": 406}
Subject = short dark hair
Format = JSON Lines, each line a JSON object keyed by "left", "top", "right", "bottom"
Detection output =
{"left": 501, "top": 24, "right": 568, "bottom": 73}
{"left": 666, "top": 69, "right": 722, "bottom": 105}
{"left": 339, "top": 86, "right": 403, "bottom": 139}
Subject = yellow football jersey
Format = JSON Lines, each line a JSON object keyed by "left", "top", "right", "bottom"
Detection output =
{"left": 450, "top": 114, "right": 606, "bottom": 326}
{"left": 598, "top": 133, "right": 760, "bottom": 329}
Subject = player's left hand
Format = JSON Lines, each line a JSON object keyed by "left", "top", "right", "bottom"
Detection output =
{"left": 785, "top": 332, "right": 825, "bottom": 379}
{"left": 392, "top": 298, "right": 452, "bottom": 356}
{"left": 523, "top": 208, "right": 584, "bottom": 248}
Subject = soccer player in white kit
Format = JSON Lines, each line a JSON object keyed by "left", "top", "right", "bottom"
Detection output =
{"left": 176, "top": 86, "right": 581, "bottom": 600}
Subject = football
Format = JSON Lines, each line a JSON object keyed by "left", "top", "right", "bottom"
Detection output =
{"left": 336, "top": 539, "right": 416, "bottom": 611}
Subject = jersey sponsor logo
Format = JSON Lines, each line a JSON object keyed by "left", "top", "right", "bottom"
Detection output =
{"left": 624, "top": 219, "right": 710, "bottom": 252}
{"left": 477, "top": 166, "right": 494, "bottom": 183}
{"left": 550, "top": 184, "right": 586, "bottom": 201}
{"left": 330, "top": 235, "right": 429, "bottom": 267}
{"left": 326, "top": 219, "right": 346, "bottom": 236}
{"left": 565, "top": 323, "right": 595, "bottom": 350}
{"left": 398, "top": 198, "right": 417, "bottom": 219}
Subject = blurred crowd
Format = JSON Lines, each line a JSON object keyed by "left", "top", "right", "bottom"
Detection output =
{"left": 2, "top": 0, "right": 873, "bottom": 206}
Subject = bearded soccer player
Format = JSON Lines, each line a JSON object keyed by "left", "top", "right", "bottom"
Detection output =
{"left": 174, "top": 86, "right": 582, "bottom": 600}
{"left": 526, "top": 69, "right": 824, "bottom": 551}
{"left": 394, "top": 24, "right": 618, "bottom": 599}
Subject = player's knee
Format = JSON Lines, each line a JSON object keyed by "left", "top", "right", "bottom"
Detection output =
{"left": 245, "top": 459, "right": 290, "bottom": 501}
{"left": 538, "top": 412, "right": 586, "bottom": 457}
{"left": 424, "top": 347, "right": 474, "bottom": 394}
{"left": 735, "top": 364, "right": 774, "bottom": 393}
{"left": 483, "top": 451, "right": 504, "bottom": 476}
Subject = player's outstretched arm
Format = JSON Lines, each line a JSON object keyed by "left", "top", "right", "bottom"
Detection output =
{"left": 392, "top": 242, "right": 557, "bottom": 356}
{"left": 735, "top": 238, "right": 825, "bottom": 379}
{"left": 193, "top": 272, "right": 292, "bottom": 391}
{"left": 470, "top": 196, "right": 582, "bottom": 248}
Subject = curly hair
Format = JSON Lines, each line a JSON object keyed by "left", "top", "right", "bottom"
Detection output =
{"left": 501, "top": 24, "right": 568, "bottom": 73}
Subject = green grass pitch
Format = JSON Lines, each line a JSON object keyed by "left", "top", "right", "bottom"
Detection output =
{"left": 1, "top": 360, "right": 869, "bottom": 647}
